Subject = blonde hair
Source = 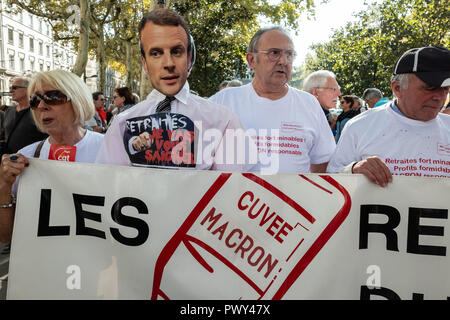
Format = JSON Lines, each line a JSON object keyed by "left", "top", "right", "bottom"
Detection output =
{"left": 28, "top": 69, "right": 95, "bottom": 131}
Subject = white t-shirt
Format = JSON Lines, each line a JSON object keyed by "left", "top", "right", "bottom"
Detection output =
{"left": 209, "top": 83, "right": 336, "bottom": 173}
{"left": 18, "top": 129, "right": 104, "bottom": 162}
{"left": 327, "top": 103, "right": 450, "bottom": 178}
{"left": 95, "top": 83, "right": 253, "bottom": 172}
{"left": 12, "top": 130, "right": 104, "bottom": 196}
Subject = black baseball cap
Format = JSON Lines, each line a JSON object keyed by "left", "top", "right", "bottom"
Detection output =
{"left": 393, "top": 46, "right": 450, "bottom": 87}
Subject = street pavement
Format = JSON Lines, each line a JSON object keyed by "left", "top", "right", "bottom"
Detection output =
{"left": 0, "top": 242, "right": 9, "bottom": 300}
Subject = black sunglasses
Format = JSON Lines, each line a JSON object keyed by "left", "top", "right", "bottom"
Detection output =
{"left": 10, "top": 85, "right": 26, "bottom": 90}
{"left": 30, "top": 90, "right": 71, "bottom": 109}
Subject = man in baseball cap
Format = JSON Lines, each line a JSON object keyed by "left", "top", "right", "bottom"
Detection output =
{"left": 327, "top": 45, "right": 450, "bottom": 186}
{"left": 393, "top": 45, "right": 450, "bottom": 87}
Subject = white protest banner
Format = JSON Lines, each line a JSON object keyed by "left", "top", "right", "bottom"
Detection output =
{"left": 7, "top": 159, "right": 450, "bottom": 300}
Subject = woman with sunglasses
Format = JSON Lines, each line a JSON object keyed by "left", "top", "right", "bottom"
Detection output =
{"left": 0, "top": 69, "right": 104, "bottom": 243}
{"left": 335, "top": 95, "right": 359, "bottom": 143}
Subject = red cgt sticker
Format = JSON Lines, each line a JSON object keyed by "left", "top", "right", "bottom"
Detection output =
{"left": 48, "top": 145, "right": 77, "bottom": 162}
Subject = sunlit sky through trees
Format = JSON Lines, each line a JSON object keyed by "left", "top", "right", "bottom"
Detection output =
{"left": 286, "top": 0, "right": 382, "bottom": 67}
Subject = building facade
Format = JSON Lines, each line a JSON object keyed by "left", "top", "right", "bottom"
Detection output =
{"left": 0, "top": 2, "right": 129, "bottom": 109}
{"left": 0, "top": 2, "right": 88, "bottom": 105}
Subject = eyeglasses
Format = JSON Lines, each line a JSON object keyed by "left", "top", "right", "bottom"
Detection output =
{"left": 317, "top": 87, "right": 340, "bottom": 92}
{"left": 340, "top": 100, "right": 346, "bottom": 104}
{"left": 113, "top": 95, "right": 120, "bottom": 99}
{"left": 10, "top": 85, "right": 26, "bottom": 90}
{"left": 30, "top": 90, "right": 71, "bottom": 109}
{"left": 254, "top": 49, "right": 297, "bottom": 62}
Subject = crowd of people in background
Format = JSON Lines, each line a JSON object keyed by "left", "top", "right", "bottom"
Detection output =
{"left": 0, "top": 75, "right": 247, "bottom": 153}
{"left": 1, "top": 72, "right": 418, "bottom": 150}
{"left": 3, "top": 76, "right": 415, "bottom": 145}
{"left": 0, "top": 8, "right": 449, "bottom": 260}
{"left": 2, "top": 63, "right": 447, "bottom": 153}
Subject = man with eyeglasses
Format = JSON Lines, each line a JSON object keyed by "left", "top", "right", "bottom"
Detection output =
{"left": 303, "top": 70, "right": 342, "bottom": 133}
{"left": 327, "top": 46, "right": 450, "bottom": 185}
{"left": 210, "top": 27, "right": 335, "bottom": 174}
{"left": 0, "top": 77, "right": 48, "bottom": 255}
{"left": 0, "top": 77, "right": 48, "bottom": 165}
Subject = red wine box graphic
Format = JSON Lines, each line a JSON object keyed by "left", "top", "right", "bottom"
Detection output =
{"left": 151, "top": 173, "right": 351, "bottom": 300}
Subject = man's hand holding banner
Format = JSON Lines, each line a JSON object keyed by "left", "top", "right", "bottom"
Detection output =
{"left": 7, "top": 159, "right": 450, "bottom": 299}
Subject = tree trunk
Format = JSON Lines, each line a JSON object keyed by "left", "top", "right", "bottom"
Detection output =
{"left": 139, "top": 65, "right": 153, "bottom": 100}
{"left": 72, "top": 0, "right": 91, "bottom": 76}
{"left": 97, "top": 27, "right": 106, "bottom": 92}
{"left": 125, "top": 41, "right": 133, "bottom": 88}
{"left": 138, "top": 0, "right": 168, "bottom": 99}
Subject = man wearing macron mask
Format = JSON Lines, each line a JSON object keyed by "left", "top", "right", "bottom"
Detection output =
{"left": 96, "top": 9, "right": 253, "bottom": 171}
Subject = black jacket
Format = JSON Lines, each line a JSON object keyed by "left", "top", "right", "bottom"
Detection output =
{"left": 0, "top": 106, "right": 48, "bottom": 160}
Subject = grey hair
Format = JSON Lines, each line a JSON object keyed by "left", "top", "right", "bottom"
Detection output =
{"left": 248, "top": 26, "right": 292, "bottom": 53}
{"left": 352, "top": 95, "right": 364, "bottom": 107}
{"left": 227, "top": 79, "right": 243, "bottom": 87}
{"left": 302, "top": 70, "right": 337, "bottom": 93}
{"left": 362, "top": 88, "right": 383, "bottom": 100}
{"left": 391, "top": 74, "right": 410, "bottom": 89}
{"left": 12, "top": 76, "right": 30, "bottom": 87}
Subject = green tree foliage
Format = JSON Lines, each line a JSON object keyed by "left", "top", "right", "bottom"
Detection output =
{"left": 289, "top": 65, "right": 307, "bottom": 89}
{"left": 305, "top": 0, "right": 450, "bottom": 98}
{"left": 172, "top": 0, "right": 315, "bottom": 97}
{"left": 7, "top": 0, "right": 137, "bottom": 89}
{"left": 89, "top": 0, "right": 120, "bottom": 92}
{"left": 6, "top": 0, "right": 315, "bottom": 97}
{"left": 107, "top": 0, "right": 147, "bottom": 91}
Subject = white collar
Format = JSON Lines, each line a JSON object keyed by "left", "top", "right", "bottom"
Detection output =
{"left": 148, "top": 82, "right": 191, "bottom": 105}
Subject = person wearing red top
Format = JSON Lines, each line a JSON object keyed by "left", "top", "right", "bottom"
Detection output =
{"left": 91, "top": 91, "right": 107, "bottom": 133}
{"left": 93, "top": 91, "right": 107, "bottom": 122}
